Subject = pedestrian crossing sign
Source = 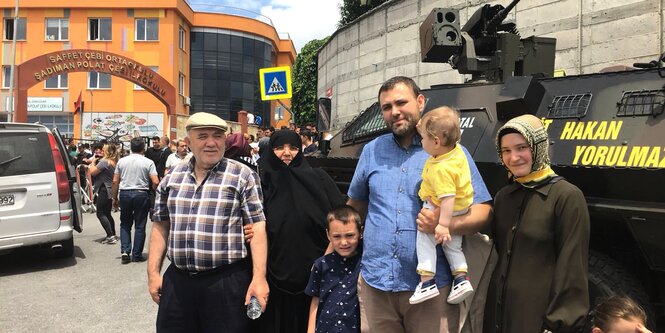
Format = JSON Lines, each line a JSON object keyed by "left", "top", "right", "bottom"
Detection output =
{"left": 259, "top": 66, "right": 292, "bottom": 101}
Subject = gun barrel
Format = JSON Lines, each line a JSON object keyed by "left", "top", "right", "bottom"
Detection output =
{"left": 503, "top": 0, "right": 521, "bottom": 13}
{"left": 487, "top": 0, "right": 521, "bottom": 30}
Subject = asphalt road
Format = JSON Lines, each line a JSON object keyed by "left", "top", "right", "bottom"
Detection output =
{"left": 0, "top": 211, "right": 162, "bottom": 333}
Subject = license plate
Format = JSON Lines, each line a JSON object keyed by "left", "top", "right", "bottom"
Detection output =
{"left": 0, "top": 194, "right": 15, "bottom": 206}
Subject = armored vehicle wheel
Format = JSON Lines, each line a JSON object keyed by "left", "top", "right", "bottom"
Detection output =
{"left": 587, "top": 251, "right": 655, "bottom": 331}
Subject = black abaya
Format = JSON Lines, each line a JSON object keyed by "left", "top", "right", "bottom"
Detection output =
{"left": 257, "top": 130, "right": 344, "bottom": 333}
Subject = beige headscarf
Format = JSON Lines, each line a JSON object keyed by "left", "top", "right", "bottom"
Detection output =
{"left": 496, "top": 114, "right": 557, "bottom": 188}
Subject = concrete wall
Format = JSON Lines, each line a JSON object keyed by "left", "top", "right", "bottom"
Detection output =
{"left": 318, "top": 0, "right": 665, "bottom": 130}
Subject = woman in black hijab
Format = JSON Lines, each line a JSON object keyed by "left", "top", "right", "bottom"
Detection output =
{"left": 257, "top": 130, "right": 344, "bottom": 333}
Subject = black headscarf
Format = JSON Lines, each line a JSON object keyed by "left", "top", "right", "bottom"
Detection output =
{"left": 258, "top": 130, "right": 343, "bottom": 294}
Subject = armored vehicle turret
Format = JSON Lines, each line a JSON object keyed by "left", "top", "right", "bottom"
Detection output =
{"left": 420, "top": 0, "right": 555, "bottom": 83}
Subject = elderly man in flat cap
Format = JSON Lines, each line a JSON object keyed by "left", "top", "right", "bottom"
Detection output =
{"left": 147, "top": 112, "right": 269, "bottom": 332}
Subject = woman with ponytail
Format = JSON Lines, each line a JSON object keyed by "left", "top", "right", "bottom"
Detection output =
{"left": 89, "top": 143, "right": 120, "bottom": 244}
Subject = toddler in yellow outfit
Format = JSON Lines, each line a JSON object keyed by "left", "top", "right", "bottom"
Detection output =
{"left": 409, "top": 106, "right": 474, "bottom": 305}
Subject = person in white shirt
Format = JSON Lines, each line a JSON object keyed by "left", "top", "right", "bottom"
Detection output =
{"left": 164, "top": 138, "right": 192, "bottom": 175}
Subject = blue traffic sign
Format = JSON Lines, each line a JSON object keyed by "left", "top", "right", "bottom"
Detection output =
{"left": 259, "top": 66, "right": 292, "bottom": 100}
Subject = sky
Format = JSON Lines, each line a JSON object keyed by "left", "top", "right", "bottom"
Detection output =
{"left": 190, "top": 0, "right": 343, "bottom": 53}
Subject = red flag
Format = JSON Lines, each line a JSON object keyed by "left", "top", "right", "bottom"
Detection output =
{"left": 73, "top": 91, "right": 82, "bottom": 114}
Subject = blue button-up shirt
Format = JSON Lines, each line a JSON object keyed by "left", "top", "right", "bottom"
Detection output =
{"left": 348, "top": 134, "right": 491, "bottom": 292}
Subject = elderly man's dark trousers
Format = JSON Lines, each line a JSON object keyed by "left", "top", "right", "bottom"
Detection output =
{"left": 156, "top": 261, "right": 252, "bottom": 333}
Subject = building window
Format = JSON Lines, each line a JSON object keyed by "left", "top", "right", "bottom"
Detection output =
{"left": 2, "top": 66, "right": 11, "bottom": 88}
{"left": 88, "top": 72, "right": 111, "bottom": 89}
{"left": 45, "top": 74, "right": 68, "bottom": 89}
{"left": 135, "top": 18, "right": 159, "bottom": 41}
{"left": 88, "top": 18, "right": 111, "bottom": 41}
{"left": 179, "top": 26, "right": 186, "bottom": 50}
{"left": 28, "top": 115, "right": 73, "bottom": 136}
{"left": 4, "top": 18, "right": 26, "bottom": 40}
{"left": 135, "top": 66, "right": 158, "bottom": 90}
{"left": 179, "top": 73, "right": 185, "bottom": 95}
{"left": 189, "top": 31, "right": 273, "bottom": 122}
{"left": 45, "top": 18, "right": 68, "bottom": 40}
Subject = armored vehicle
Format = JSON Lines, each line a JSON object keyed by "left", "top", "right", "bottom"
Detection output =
{"left": 309, "top": 0, "right": 665, "bottom": 328}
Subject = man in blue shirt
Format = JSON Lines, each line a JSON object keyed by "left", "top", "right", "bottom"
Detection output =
{"left": 347, "top": 76, "right": 492, "bottom": 332}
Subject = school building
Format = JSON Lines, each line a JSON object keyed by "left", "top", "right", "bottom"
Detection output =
{"left": 0, "top": 0, "right": 296, "bottom": 141}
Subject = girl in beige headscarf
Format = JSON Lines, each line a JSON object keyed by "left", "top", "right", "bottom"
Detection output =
{"left": 483, "top": 114, "right": 590, "bottom": 333}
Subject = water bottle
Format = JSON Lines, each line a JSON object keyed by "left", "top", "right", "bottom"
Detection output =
{"left": 247, "top": 296, "right": 262, "bottom": 320}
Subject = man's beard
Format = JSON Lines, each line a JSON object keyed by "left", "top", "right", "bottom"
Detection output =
{"left": 387, "top": 116, "right": 417, "bottom": 137}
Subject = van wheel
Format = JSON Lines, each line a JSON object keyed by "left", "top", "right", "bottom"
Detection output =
{"left": 588, "top": 251, "right": 655, "bottom": 330}
{"left": 54, "top": 237, "right": 74, "bottom": 258}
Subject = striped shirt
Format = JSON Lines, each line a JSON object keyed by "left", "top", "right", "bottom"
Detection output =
{"left": 153, "top": 157, "right": 265, "bottom": 272}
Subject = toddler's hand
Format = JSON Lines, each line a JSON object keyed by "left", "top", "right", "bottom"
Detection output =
{"left": 435, "top": 225, "right": 451, "bottom": 244}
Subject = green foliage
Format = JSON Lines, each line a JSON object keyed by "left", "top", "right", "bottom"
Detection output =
{"left": 292, "top": 37, "right": 329, "bottom": 126}
{"left": 338, "top": 0, "right": 389, "bottom": 27}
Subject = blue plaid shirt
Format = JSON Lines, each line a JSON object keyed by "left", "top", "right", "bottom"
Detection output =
{"left": 348, "top": 134, "right": 491, "bottom": 292}
{"left": 153, "top": 157, "right": 265, "bottom": 272}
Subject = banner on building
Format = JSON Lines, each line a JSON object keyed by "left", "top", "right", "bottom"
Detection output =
{"left": 6, "top": 97, "right": 64, "bottom": 112}
{"left": 81, "top": 112, "right": 164, "bottom": 142}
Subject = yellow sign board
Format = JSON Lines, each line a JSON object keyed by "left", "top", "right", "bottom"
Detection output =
{"left": 259, "top": 66, "right": 292, "bottom": 100}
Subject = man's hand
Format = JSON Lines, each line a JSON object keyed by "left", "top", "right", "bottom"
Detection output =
{"left": 416, "top": 201, "right": 440, "bottom": 234}
{"left": 147, "top": 222, "right": 169, "bottom": 305}
{"left": 245, "top": 277, "right": 270, "bottom": 311}
{"left": 112, "top": 198, "right": 119, "bottom": 210}
{"left": 243, "top": 224, "right": 254, "bottom": 243}
{"left": 434, "top": 225, "right": 451, "bottom": 244}
{"left": 148, "top": 273, "right": 163, "bottom": 304}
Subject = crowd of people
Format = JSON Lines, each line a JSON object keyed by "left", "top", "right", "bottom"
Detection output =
{"left": 66, "top": 75, "right": 653, "bottom": 333}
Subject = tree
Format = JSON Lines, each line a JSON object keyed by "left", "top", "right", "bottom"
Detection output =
{"left": 338, "top": 0, "right": 388, "bottom": 27}
{"left": 292, "top": 37, "right": 329, "bottom": 126}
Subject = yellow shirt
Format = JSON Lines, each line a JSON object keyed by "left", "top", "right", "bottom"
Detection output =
{"left": 418, "top": 145, "right": 473, "bottom": 211}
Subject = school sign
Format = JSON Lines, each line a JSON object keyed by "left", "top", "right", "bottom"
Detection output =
{"left": 13, "top": 49, "right": 177, "bottom": 124}
{"left": 259, "top": 66, "right": 292, "bottom": 101}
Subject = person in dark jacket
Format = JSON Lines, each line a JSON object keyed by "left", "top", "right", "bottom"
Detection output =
{"left": 299, "top": 129, "right": 318, "bottom": 155}
{"left": 145, "top": 136, "right": 170, "bottom": 179}
{"left": 484, "top": 114, "right": 590, "bottom": 333}
{"left": 256, "top": 130, "right": 344, "bottom": 333}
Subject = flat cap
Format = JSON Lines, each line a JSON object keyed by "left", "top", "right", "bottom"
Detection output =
{"left": 185, "top": 112, "right": 228, "bottom": 132}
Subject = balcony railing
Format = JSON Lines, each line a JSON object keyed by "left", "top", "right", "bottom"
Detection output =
{"left": 186, "top": 1, "right": 274, "bottom": 26}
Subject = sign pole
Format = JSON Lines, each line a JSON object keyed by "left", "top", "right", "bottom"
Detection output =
{"left": 276, "top": 99, "right": 293, "bottom": 119}
{"left": 259, "top": 66, "right": 292, "bottom": 125}
{"left": 7, "top": 0, "right": 19, "bottom": 122}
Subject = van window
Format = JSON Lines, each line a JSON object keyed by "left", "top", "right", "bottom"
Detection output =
{"left": 0, "top": 132, "right": 55, "bottom": 176}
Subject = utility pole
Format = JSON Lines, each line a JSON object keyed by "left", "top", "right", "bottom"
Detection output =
{"left": 7, "top": 0, "right": 19, "bottom": 122}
